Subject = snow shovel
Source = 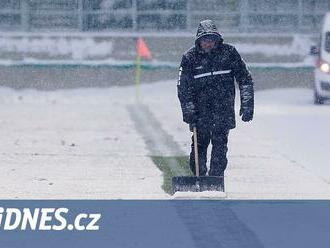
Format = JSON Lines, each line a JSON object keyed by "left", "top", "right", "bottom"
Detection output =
{"left": 172, "top": 126, "right": 225, "bottom": 193}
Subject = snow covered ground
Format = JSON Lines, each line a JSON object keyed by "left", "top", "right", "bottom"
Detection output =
{"left": 143, "top": 81, "right": 330, "bottom": 199}
{"left": 0, "top": 81, "right": 329, "bottom": 199}
{"left": 0, "top": 87, "right": 167, "bottom": 199}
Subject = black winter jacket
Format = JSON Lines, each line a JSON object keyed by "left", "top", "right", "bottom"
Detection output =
{"left": 177, "top": 20, "right": 254, "bottom": 130}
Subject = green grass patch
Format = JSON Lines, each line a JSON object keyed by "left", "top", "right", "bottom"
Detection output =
{"left": 151, "top": 155, "right": 192, "bottom": 194}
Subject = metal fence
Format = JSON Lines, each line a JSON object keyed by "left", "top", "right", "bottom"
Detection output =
{"left": 0, "top": 0, "right": 330, "bottom": 33}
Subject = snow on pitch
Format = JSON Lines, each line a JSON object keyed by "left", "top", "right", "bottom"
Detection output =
{"left": 141, "top": 81, "right": 330, "bottom": 199}
{"left": 0, "top": 87, "right": 167, "bottom": 199}
{"left": 0, "top": 81, "right": 330, "bottom": 199}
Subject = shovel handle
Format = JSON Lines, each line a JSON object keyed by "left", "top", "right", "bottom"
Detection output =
{"left": 193, "top": 127, "right": 199, "bottom": 177}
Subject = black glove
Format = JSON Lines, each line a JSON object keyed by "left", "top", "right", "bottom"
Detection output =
{"left": 240, "top": 108, "right": 253, "bottom": 122}
{"left": 183, "top": 102, "right": 197, "bottom": 124}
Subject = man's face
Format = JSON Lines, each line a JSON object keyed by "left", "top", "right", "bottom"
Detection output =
{"left": 200, "top": 38, "right": 216, "bottom": 53}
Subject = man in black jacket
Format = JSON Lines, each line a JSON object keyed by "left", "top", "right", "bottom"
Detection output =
{"left": 177, "top": 19, "right": 254, "bottom": 177}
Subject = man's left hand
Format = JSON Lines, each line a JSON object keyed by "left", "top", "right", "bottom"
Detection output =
{"left": 240, "top": 108, "right": 253, "bottom": 122}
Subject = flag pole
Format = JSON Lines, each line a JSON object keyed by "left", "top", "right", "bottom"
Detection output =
{"left": 135, "top": 37, "right": 151, "bottom": 102}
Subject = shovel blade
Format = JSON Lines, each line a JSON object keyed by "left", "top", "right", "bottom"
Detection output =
{"left": 172, "top": 176, "right": 224, "bottom": 193}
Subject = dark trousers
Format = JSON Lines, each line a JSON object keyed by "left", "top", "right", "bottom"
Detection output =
{"left": 189, "top": 126, "right": 229, "bottom": 176}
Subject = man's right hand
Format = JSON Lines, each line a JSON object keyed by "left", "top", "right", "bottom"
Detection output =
{"left": 183, "top": 102, "right": 197, "bottom": 124}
